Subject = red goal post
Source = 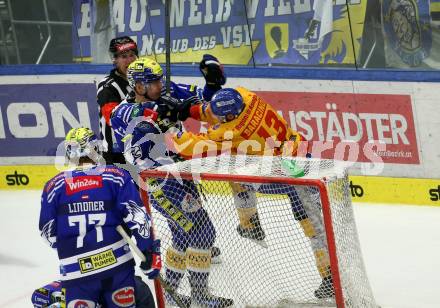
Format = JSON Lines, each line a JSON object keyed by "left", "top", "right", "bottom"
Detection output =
{"left": 140, "top": 155, "right": 377, "bottom": 308}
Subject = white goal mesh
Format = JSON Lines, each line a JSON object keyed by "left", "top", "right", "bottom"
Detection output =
{"left": 140, "top": 155, "right": 376, "bottom": 308}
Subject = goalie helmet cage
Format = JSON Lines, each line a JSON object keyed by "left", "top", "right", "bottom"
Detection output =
{"left": 139, "top": 156, "right": 377, "bottom": 308}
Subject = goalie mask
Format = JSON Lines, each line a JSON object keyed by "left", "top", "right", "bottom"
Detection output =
{"left": 65, "top": 127, "right": 101, "bottom": 161}
{"left": 127, "top": 57, "right": 163, "bottom": 89}
{"left": 210, "top": 88, "right": 244, "bottom": 122}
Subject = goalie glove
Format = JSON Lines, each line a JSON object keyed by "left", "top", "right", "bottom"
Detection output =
{"left": 199, "top": 54, "right": 226, "bottom": 87}
{"left": 140, "top": 239, "right": 162, "bottom": 279}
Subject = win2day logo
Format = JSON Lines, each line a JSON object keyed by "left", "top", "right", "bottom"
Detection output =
{"left": 6, "top": 171, "right": 29, "bottom": 186}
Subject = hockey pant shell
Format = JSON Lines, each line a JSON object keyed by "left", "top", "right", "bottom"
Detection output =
{"left": 63, "top": 268, "right": 136, "bottom": 308}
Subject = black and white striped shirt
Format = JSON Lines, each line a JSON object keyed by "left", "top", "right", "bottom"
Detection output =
{"left": 97, "top": 69, "right": 132, "bottom": 162}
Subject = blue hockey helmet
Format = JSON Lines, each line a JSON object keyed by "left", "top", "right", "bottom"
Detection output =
{"left": 127, "top": 57, "right": 163, "bottom": 89}
{"left": 210, "top": 88, "right": 244, "bottom": 122}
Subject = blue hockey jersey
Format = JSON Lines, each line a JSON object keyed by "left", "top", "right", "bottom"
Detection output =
{"left": 112, "top": 99, "right": 175, "bottom": 170}
{"left": 39, "top": 165, "right": 153, "bottom": 284}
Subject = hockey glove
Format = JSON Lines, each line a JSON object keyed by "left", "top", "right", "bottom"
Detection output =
{"left": 159, "top": 95, "right": 180, "bottom": 109}
{"left": 157, "top": 96, "right": 179, "bottom": 126}
{"left": 199, "top": 54, "right": 226, "bottom": 87}
{"left": 140, "top": 239, "right": 162, "bottom": 279}
{"left": 177, "top": 96, "right": 201, "bottom": 121}
{"left": 159, "top": 95, "right": 201, "bottom": 122}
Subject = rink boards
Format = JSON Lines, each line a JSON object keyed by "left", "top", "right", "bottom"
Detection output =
{"left": 0, "top": 164, "right": 438, "bottom": 206}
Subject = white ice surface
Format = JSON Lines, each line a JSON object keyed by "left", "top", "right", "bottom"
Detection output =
{"left": 0, "top": 190, "right": 439, "bottom": 308}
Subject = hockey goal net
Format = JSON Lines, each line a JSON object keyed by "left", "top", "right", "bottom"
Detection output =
{"left": 140, "top": 155, "right": 376, "bottom": 308}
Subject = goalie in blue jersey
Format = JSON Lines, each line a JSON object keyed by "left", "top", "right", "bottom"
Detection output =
{"left": 111, "top": 57, "right": 233, "bottom": 308}
{"left": 38, "top": 127, "right": 160, "bottom": 308}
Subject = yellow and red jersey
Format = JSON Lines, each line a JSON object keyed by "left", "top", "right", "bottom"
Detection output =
{"left": 170, "top": 87, "right": 305, "bottom": 160}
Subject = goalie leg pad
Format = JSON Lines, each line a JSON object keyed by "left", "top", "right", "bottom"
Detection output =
{"left": 299, "top": 217, "right": 330, "bottom": 279}
{"left": 309, "top": 231, "right": 328, "bottom": 252}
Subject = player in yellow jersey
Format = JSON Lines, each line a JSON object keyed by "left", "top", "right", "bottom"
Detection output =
{"left": 171, "top": 87, "right": 335, "bottom": 299}
{"left": 174, "top": 86, "right": 304, "bottom": 158}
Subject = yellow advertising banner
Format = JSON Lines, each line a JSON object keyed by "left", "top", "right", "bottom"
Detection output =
{"left": 2, "top": 165, "right": 438, "bottom": 207}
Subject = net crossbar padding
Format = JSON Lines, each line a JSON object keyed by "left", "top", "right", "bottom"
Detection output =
{"left": 140, "top": 155, "right": 377, "bottom": 308}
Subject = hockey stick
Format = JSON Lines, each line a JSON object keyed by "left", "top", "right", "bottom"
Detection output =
{"left": 116, "top": 225, "right": 186, "bottom": 308}
{"left": 164, "top": 0, "right": 171, "bottom": 95}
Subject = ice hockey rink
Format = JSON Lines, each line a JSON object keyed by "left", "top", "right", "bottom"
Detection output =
{"left": 0, "top": 190, "right": 439, "bottom": 308}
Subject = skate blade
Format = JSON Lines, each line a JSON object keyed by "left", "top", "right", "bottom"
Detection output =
{"left": 250, "top": 238, "right": 268, "bottom": 248}
{"left": 211, "top": 255, "right": 222, "bottom": 264}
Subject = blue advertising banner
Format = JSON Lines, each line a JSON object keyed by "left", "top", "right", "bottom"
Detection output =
{"left": 0, "top": 83, "right": 98, "bottom": 157}
{"left": 73, "top": 0, "right": 367, "bottom": 65}
{"left": 73, "top": 0, "right": 92, "bottom": 62}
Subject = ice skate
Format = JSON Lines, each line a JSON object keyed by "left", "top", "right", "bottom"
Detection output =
{"left": 211, "top": 246, "right": 222, "bottom": 264}
{"left": 165, "top": 291, "right": 192, "bottom": 308}
{"left": 236, "top": 212, "right": 268, "bottom": 248}
{"left": 314, "top": 276, "right": 335, "bottom": 299}
{"left": 236, "top": 225, "right": 268, "bottom": 248}
{"left": 191, "top": 289, "right": 234, "bottom": 308}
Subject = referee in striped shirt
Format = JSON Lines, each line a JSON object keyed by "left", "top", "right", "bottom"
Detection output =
{"left": 97, "top": 36, "right": 138, "bottom": 164}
